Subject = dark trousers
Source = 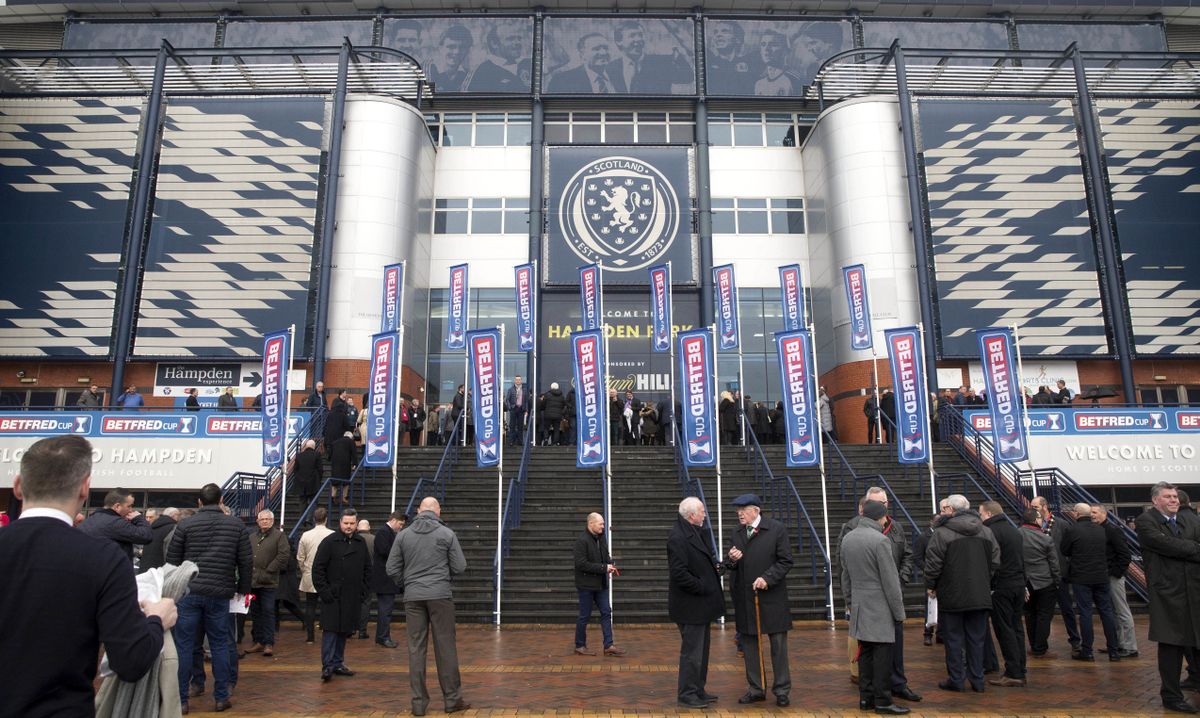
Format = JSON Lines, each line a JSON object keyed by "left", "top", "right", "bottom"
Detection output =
{"left": 575, "top": 589, "right": 614, "bottom": 649}
{"left": 941, "top": 609, "right": 988, "bottom": 689}
{"left": 406, "top": 599, "right": 463, "bottom": 713}
{"left": 174, "top": 594, "right": 234, "bottom": 705}
{"left": 741, "top": 631, "right": 791, "bottom": 698}
{"left": 991, "top": 586, "right": 1027, "bottom": 679}
{"left": 409, "top": 428, "right": 422, "bottom": 446}
{"left": 375, "top": 593, "right": 396, "bottom": 642}
{"left": 249, "top": 587, "right": 277, "bottom": 647}
{"left": 676, "top": 622, "right": 712, "bottom": 702}
{"left": 305, "top": 591, "right": 319, "bottom": 642}
{"left": 891, "top": 618, "right": 909, "bottom": 690}
{"left": 508, "top": 408, "right": 526, "bottom": 445}
{"left": 1073, "top": 581, "right": 1119, "bottom": 658}
{"left": 359, "top": 593, "right": 371, "bottom": 633}
{"left": 866, "top": 418, "right": 878, "bottom": 443}
{"left": 320, "top": 630, "right": 348, "bottom": 671}
{"left": 190, "top": 618, "right": 206, "bottom": 690}
{"left": 1025, "top": 585, "right": 1058, "bottom": 654}
{"left": 1161, "top": 642, "right": 1192, "bottom": 704}
{"left": 1057, "top": 580, "right": 1081, "bottom": 646}
{"left": 858, "top": 640, "right": 894, "bottom": 707}
{"left": 546, "top": 421, "right": 562, "bottom": 446}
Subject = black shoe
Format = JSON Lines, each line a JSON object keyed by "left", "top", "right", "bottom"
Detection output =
{"left": 876, "top": 705, "right": 911, "bottom": 715}
{"left": 923, "top": 635, "right": 933, "bottom": 646}
{"left": 332, "top": 666, "right": 355, "bottom": 676}
{"left": 775, "top": 695, "right": 790, "bottom": 707}
{"left": 892, "top": 687, "right": 923, "bottom": 702}
{"left": 1166, "top": 700, "right": 1200, "bottom": 714}
{"left": 1071, "top": 653, "right": 1095, "bottom": 662}
{"left": 937, "top": 680, "right": 963, "bottom": 692}
{"left": 446, "top": 700, "right": 471, "bottom": 713}
{"left": 1109, "top": 652, "right": 1121, "bottom": 662}
{"left": 321, "top": 668, "right": 332, "bottom": 682}
{"left": 860, "top": 699, "right": 876, "bottom": 710}
{"left": 737, "top": 692, "right": 767, "bottom": 704}
{"left": 1181, "top": 679, "right": 1200, "bottom": 692}
{"left": 698, "top": 692, "right": 718, "bottom": 703}
{"left": 214, "top": 699, "right": 233, "bottom": 712}
{"left": 677, "top": 696, "right": 709, "bottom": 708}
{"left": 181, "top": 704, "right": 189, "bottom": 715}
{"left": 970, "top": 683, "right": 986, "bottom": 693}
{"left": 188, "top": 684, "right": 205, "bottom": 698}
{"left": 376, "top": 638, "right": 399, "bottom": 649}
{"left": 356, "top": 631, "right": 368, "bottom": 639}
{"left": 1118, "top": 649, "right": 1139, "bottom": 658}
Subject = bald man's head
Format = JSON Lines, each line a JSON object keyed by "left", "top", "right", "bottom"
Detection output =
{"left": 419, "top": 497, "right": 441, "bottom": 516}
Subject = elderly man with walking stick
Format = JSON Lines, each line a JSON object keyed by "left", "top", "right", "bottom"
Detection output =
{"left": 723, "top": 494, "right": 794, "bottom": 707}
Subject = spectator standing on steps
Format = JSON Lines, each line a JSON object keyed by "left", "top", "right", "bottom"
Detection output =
{"left": 355, "top": 519, "right": 376, "bottom": 640}
{"left": 573, "top": 512, "right": 625, "bottom": 657}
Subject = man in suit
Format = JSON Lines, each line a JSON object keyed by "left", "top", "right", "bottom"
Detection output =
{"left": 373, "top": 511, "right": 406, "bottom": 648}
{"left": 293, "top": 439, "right": 322, "bottom": 511}
{"left": 841, "top": 500, "right": 910, "bottom": 715}
{"left": 1136, "top": 482, "right": 1200, "bottom": 713}
{"left": 612, "top": 19, "right": 692, "bottom": 93}
{"left": 78, "top": 487, "right": 153, "bottom": 562}
{"left": 0, "top": 435, "right": 177, "bottom": 718}
{"left": 505, "top": 375, "right": 530, "bottom": 447}
{"left": 466, "top": 22, "right": 531, "bottom": 92}
{"left": 573, "top": 512, "right": 625, "bottom": 656}
{"left": 313, "top": 508, "right": 372, "bottom": 681}
{"left": 548, "top": 32, "right": 621, "bottom": 93}
{"left": 668, "top": 496, "right": 724, "bottom": 709}
{"left": 724, "top": 494, "right": 793, "bottom": 707}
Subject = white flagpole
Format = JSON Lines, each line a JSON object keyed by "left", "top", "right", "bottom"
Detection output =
{"left": 1011, "top": 323, "right": 1037, "bottom": 498}
{"left": 391, "top": 261, "right": 407, "bottom": 513}
{"left": 710, "top": 324, "right": 725, "bottom": 565}
{"left": 806, "top": 322, "right": 835, "bottom": 624}
{"left": 282, "top": 323, "right": 295, "bottom": 529}
{"left": 530, "top": 260, "right": 538, "bottom": 448}
{"left": 919, "top": 323, "right": 938, "bottom": 515}
{"left": 495, "top": 325, "right": 506, "bottom": 625}
{"left": 667, "top": 261, "right": 677, "bottom": 447}
{"left": 871, "top": 347, "right": 882, "bottom": 445}
{"left": 599, "top": 264, "right": 615, "bottom": 627}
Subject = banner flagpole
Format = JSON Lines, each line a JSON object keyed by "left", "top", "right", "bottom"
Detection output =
{"left": 391, "top": 261, "right": 407, "bottom": 513}
{"left": 1010, "top": 323, "right": 1037, "bottom": 498}
{"left": 282, "top": 323, "right": 295, "bottom": 529}
{"left": 805, "top": 322, "right": 835, "bottom": 624}
{"left": 918, "top": 322, "right": 938, "bottom": 515}
{"left": 871, "top": 349, "right": 882, "bottom": 445}
{"left": 599, "top": 264, "right": 615, "bottom": 627}
{"left": 710, "top": 323, "right": 725, "bottom": 567}
{"left": 495, "top": 324, "right": 506, "bottom": 625}
{"left": 531, "top": 260, "right": 538, "bottom": 447}
{"left": 667, "top": 261, "right": 677, "bottom": 447}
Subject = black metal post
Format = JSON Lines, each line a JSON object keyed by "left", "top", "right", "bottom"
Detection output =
{"left": 892, "top": 44, "right": 941, "bottom": 397}
{"left": 695, "top": 98, "right": 714, "bottom": 327}
{"left": 1070, "top": 45, "right": 1137, "bottom": 404}
{"left": 529, "top": 9, "right": 545, "bottom": 395}
{"left": 311, "top": 39, "right": 352, "bottom": 386}
{"left": 110, "top": 39, "right": 170, "bottom": 402}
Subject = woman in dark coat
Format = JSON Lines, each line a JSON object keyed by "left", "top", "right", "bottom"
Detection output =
{"left": 770, "top": 401, "right": 785, "bottom": 444}
{"left": 312, "top": 512, "right": 372, "bottom": 679}
{"left": 718, "top": 391, "right": 738, "bottom": 446}
{"left": 324, "top": 401, "right": 351, "bottom": 458}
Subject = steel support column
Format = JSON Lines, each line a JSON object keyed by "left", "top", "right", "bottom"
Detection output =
{"left": 110, "top": 40, "right": 170, "bottom": 402}
{"left": 695, "top": 98, "right": 714, "bottom": 327}
{"left": 1070, "top": 45, "right": 1137, "bottom": 404}
{"left": 311, "top": 40, "right": 352, "bottom": 386}
{"left": 528, "top": 9, "right": 545, "bottom": 394}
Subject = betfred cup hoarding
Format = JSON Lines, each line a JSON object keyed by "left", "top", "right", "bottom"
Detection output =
{"left": 364, "top": 333, "right": 399, "bottom": 467}
{"left": 713, "top": 264, "right": 739, "bottom": 351}
{"left": 446, "top": 264, "right": 469, "bottom": 350}
{"left": 884, "top": 327, "right": 930, "bottom": 464}
{"left": 579, "top": 263, "right": 602, "bottom": 331}
{"left": 776, "top": 329, "right": 821, "bottom": 468}
{"left": 779, "top": 264, "right": 805, "bottom": 332}
{"left": 469, "top": 328, "right": 502, "bottom": 467}
{"left": 678, "top": 329, "right": 717, "bottom": 467}
{"left": 649, "top": 263, "right": 672, "bottom": 352}
{"left": 572, "top": 328, "right": 609, "bottom": 468}
{"left": 975, "top": 327, "right": 1028, "bottom": 464}
{"left": 843, "top": 264, "right": 872, "bottom": 351}
{"left": 514, "top": 263, "right": 536, "bottom": 352}
{"left": 260, "top": 330, "right": 291, "bottom": 467}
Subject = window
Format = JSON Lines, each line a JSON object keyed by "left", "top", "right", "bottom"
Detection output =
{"left": 542, "top": 111, "right": 695, "bottom": 144}
{"left": 433, "top": 198, "right": 529, "bottom": 235}
{"left": 424, "top": 112, "right": 533, "bottom": 147}
{"left": 708, "top": 112, "right": 812, "bottom": 147}
{"left": 712, "top": 198, "right": 805, "bottom": 234}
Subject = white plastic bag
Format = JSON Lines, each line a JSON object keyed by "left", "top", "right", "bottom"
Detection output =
{"left": 98, "top": 568, "right": 165, "bottom": 678}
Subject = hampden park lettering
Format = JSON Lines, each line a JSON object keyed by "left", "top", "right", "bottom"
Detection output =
{"left": 548, "top": 323, "right": 693, "bottom": 340}
{"left": 0, "top": 447, "right": 212, "bottom": 465}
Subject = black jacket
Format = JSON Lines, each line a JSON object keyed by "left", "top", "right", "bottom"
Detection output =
{"left": 1102, "top": 520, "right": 1133, "bottom": 578}
{"left": 666, "top": 516, "right": 725, "bottom": 625}
{"left": 574, "top": 528, "right": 610, "bottom": 591}
{"left": 293, "top": 447, "right": 323, "bottom": 497}
{"left": 324, "top": 403, "right": 352, "bottom": 449}
{"left": 1136, "top": 508, "right": 1200, "bottom": 647}
{"left": 1061, "top": 515, "right": 1111, "bottom": 585}
{"left": 330, "top": 435, "right": 356, "bottom": 479}
{"left": 78, "top": 507, "right": 152, "bottom": 561}
{"left": 372, "top": 522, "right": 402, "bottom": 595}
{"left": 312, "top": 530, "right": 372, "bottom": 633}
{"left": 982, "top": 514, "right": 1026, "bottom": 590}
{"left": 923, "top": 510, "right": 1000, "bottom": 612}
{"left": 542, "top": 388, "right": 567, "bottom": 422}
{"left": 723, "top": 516, "right": 793, "bottom": 635}
{"left": 138, "top": 515, "right": 177, "bottom": 572}
{"left": 305, "top": 389, "right": 328, "bottom": 408}
{"left": 166, "top": 505, "right": 253, "bottom": 598}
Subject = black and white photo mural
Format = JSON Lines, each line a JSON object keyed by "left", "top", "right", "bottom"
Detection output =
{"left": 542, "top": 17, "right": 696, "bottom": 95}
{"left": 703, "top": 19, "right": 852, "bottom": 97}
{"left": 380, "top": 17, "right": 534, "bottom": 93}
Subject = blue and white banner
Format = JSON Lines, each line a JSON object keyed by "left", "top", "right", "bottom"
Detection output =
{"left": 514, "top": 263, "right": 536, "bottom": 353}
{"left": 0, "top": 411, "right": 307, "bottom": 438}
{"left": 446, "top": 264, "right": 469, "bottom": 350}
{"left": 776, "top": 329, "right": 822, "bottom": 468}
{"left": 649, "top": 263, "right": 672, "bottom": 353}
{"left": 579, "top": 263, "right": 602, "bottom": 331}
{"left": 843, "top": 264, "right": 873, "bottom": 351}
{"left": 571, "top": 328, "right": 609, "bottom": 468}
{"left": 380, "top": 262, "right": 404, "bottom": 334}
{"left": 779, "top": 264, "right": 805, "bottom": 332}
{"left": 975, "top": 327, "right": 1028, "bottom": 464}
{"left": 363, "top": 333, "right": 399, "bottom": 467}
{"left": 884, "top": 327, "right": 930, "bottom": 464}
{"left": 468, "top": 328, "right": 502, "bottom": 467}
{"left": 260, "top": 330, "right": 291, "bottom": 467}
{"left": 713, "top": 264, "right": 740, "bottom": 351}
{"left": 678, "top": 328, "right": 717, "bottom": 467}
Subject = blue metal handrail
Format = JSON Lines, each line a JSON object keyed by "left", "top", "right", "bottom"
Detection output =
{"left": 221, "top": 406, "right": 327, "bottom": 522}
{"left": 286, "top": 453, "right": 369, "bottom": 542}
{"left": 404, "top": 412, "right": 463, "bottom": 516}
{"left": 492, "top": 414, "right": 535, "bottom": 622}
{"left": 673, "top": 423, "right": 719, "bottom": 558}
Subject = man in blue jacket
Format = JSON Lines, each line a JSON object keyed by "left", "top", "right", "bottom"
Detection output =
{"left": 78, "top": 487, "right": 152, "bottom": 562}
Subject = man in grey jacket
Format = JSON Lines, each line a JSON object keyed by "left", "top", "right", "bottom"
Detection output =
{"left": 1019, "top": 508, "right": 1060, "bottom": 657}
{"left": 387, "top": 497, "right": 469, "bottom": 716}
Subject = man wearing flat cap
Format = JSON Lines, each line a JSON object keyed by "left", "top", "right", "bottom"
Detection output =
{"left": 723, "top": 493, "right": 794, "bottom": 707}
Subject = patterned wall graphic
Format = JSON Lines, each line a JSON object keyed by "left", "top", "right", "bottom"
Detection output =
{"left": 63, "top": 21, "right": 216, "bottom": 64}
{"left": 1099, "top": 100, "right": 1200, "bottom": 355}
{"left": 918, "top": 99, "right": 1109, "bottom": 358}
{"left": 134, "top": 97, "right": 324, "bottom": 358}
{"left": 0, "top": 97, "right": 142, "bottom": 357}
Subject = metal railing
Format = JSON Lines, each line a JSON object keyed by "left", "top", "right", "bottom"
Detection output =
{"left": 222, "top": 406, "right": 327, "bottom": 522}
{"left": 286, "top": 454, "right": 369, "bottom": 542}
{"left": 672, "top": 423, "right": 719, "bottom": 559}
{"left": 492, "top": 414, "right": 535, "bottom": 622}
{"left": 404, "top": 413, "right": 464, "bottom": 516}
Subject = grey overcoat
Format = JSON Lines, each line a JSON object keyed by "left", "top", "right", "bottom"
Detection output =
{"left": 840, "top": 520, "right": 906, "bottom": 644}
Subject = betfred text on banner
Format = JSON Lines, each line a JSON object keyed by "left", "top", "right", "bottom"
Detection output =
{"left": 975, "top": 327, "right": 1028, "bottom": 464}
{"left": 843, "top": 264, "right": 872, "bottom": 351}
{"left": 381, "top": 263, "right": 404, "bottom": 334}
{"left": 776, "top": 329, "right": 822, "bottom": 468}
{"left": 713, "top": 264, "right": 739, "bottom": 351}
{"left": 514, "top": 263, "right": 536, "bottom": 353}
{"left": 884, "top": 327, "right": 930, "bottom": 464}
{"left": 649, "top": 263, "right": 672, "bottom": 353}
{"left": 677, "top": 329, "right": 717, "bottom": 467}
{"left": 364, "top": 333, "right": 399, "bottom": 467}
{"left": 579, "top": 263, "right": 601, "bottom": 331}
{"left": 469, "top": 328, "right": 502, "bottom": 467}
{"left": 260, "top": 330, "right": 290, "bottom": 467}
{"left": 779, "top": 264, "right": 805, "bottom": 332}
{"left": 446, "top": 264, "right": 469, "bottom": 350}
{"left": 572, "top": 329, "right": 609, "bottom": 468}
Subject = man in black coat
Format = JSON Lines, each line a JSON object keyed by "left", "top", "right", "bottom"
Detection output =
{"left": 372, "top": 511, "right": 406, "bottom": 648}
{"left": 573, "top": 512, "right": 625, "bottom": 656}
{"left": 139, "top": 506, "right": 179, "bottom": 573}
{"left": 1093, "top": 504, "right": 1138, "bottom": 658}
{"left": 1136, "top": 482, "right": 1200, "bottom": 713}
{"left": 979, "top": 501, "right": 1027, "bottom": 686}
{"left": 880, "top": 390, "right": 897, "bottom": 444}
{"left": 293, "top": 439, "right": 323, "bottom": 511}
{"left": 330, "top": 431, "right": 356, "bottom": 505}
{"left": 306, "top": 380, "right": 329, "bottom": 409}
{"left": 1032, "top": 495, "right": 1081, "bottom": 653}
{"left": 724, "top": 494, "right": 793, "bottom": 707}
{"left": 0, "top": 435, "right": 177, "bottom": 718}
{"left": 1061, "top": 502, "right": 1121, "bottom": 662}
{"left": 78, "top": 487, "right": 153, "bottom": 562}
{"left": 541, "top": 382, "right": 567, "bottom": 446}
{"left": 167, "top": 482, "right": 253, "bottom": 713}
{"left": 668, "top": 497, "right": 725, "bottom": 709}
{"left": 313, "top": 508, "right": 372, "bottom": 682}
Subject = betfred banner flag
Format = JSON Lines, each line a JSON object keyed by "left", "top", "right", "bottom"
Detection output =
{"left": 579, "top": 263, "right": 602, "bottom": 331}
{"left": 776, "top": 329, "right": 822, "bottom": 468}
{"left": 363, "top": 332, "right": 399, "bottom": 467}
{"left": 713, "top": 264, "right": 740, "bottom": 351}
{"left": 468, "top": 328, "right": 502, "bottom": 467}
{"left": 975, "top": 327, "right": 1029, "bottom": 464}
{"left": 779, "top": 264, "right": 805, "bottom": 332}
{"left": 381, "top": 262, "right": 404, "bottom": 334}
{"left": 678, "top": 328, "right": 717, "bottom": 467}
{"left": 514, "top": 263, "right": 536, "bottom": 353}
{"left": 571, "top": 328, "right": 608, "bottom": 468}
{"left": 649, "top": 263, "right": 672, "bottom": 353}
{"left": 446, "top": 264, "right": 469, "bottom": 350}
{"left": 260, "top": 330, "right": 291, "bottom": 467}
{"left": 843, "top": 264, "right": 873, "bottom": 351}
{"left": 884, "top": 327, "right": 930, "bottom": 464}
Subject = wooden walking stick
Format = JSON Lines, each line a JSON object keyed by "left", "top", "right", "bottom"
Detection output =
{"left": 753, "top": 587, "right": 767, "bottom": 695}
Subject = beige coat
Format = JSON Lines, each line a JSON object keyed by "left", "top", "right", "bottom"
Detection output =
{"left": 297, "top": 524, "right": 334, "bottom": 593}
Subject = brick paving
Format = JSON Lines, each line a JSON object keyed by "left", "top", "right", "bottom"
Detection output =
{"left": 185, "top": 616, "right": 1176, "bottom": 716}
